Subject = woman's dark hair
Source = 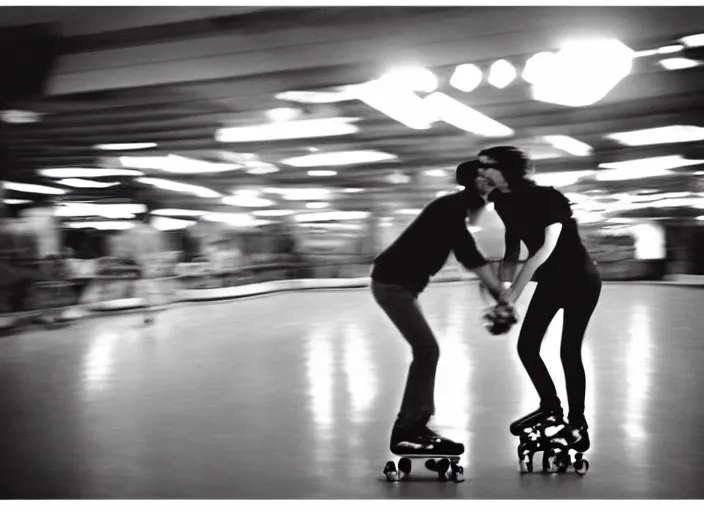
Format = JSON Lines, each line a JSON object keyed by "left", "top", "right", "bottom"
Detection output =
{"left": 455, "top": 159, "right": 485, "bottom": 210}
{"left": 478, "top": 145, "right": 535, "bottom": 189}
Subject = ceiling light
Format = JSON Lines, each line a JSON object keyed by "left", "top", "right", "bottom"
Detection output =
{"left": 633, "top": 48, "right": 659, "bottom": 58}
{"left": 222, "top": 195, "right": 276, "bottom": 208}
{"left": 532, "top": 170, "right": 595, "bottom": 187}
{"left": 600, "top": 155, "right": 704, "bottom": 171}
{"left": 531, "top": 39, "right": 633, "bottom": 107}
{"left": 66, "top": 221, "right": 134, "bottom": 230}
{"left": 657, "top": 44, "right": 683, "bottom": 54}
{"left": 120, "top": 154, "right": 241, "bottom": 174}
{"left": 245, "top": 162, "right": 279, "bottom": 175}
{"left": 151, "top": 217, "right": 196, "bottom": 231}
{"left": 607, "top": 125, "right": 704, "bottom": 146}
{"left": 3, "top": 182, "right": 65, "bottom": 195}
{"left": 94, "top": 142, "right": 157, "bottom": 151}
{"left": 152, "top": 209, "right": 208, "bottom": 217}
{"left": 343, "top": 188, "right": 364, "bottom": 193}
{"left": 281, "top": 150, "right": 396, "bottom": 167}
{"left": 216, "top": 117, "right": 359, "bottom": 143}
{"left": 488, "top": 59, "right": 517, "bottom": 89}
{"left": 294, "top": 211, "right": 370, "bottom": 222}
{"left": 543, "top": 135, "right": 593, "bottom": 156}
{"left": 522, "top": 51, "right": 556, "bottom": 85}
{"left": 425, "top": 92, "right": 514, "bottom": 137}
{"left": 266, "top": 107, "right": 301, "bottom": 123}
{"left": 203, "top": 212, "right": 269, "bottom": 228}
{"left": 55, "top": 203, "right": 145, "bottom": 219}
{"left": 252, "top": 210, "right": 296, "bottom": 217}
{"left": 680, "top": 33, "right": 704, "bottom": 47}
{"left": 57, "top": 178, "right": 120, "bottom": 188}
{"left": 306, "top": 202, "right": 329, "bottom": 209}
{"left": 136, "top": 177, "right": 222, "bottom": 198}
{"left": 1, "top": 110, "right": 42, "bottom": 123}
{"left": 3, "top": 199, "right": 31, "bottom": 204}
{"left": 40, "top": 168, "right": 143, "bottom": 178}
{"left": 275, "top": 89, "right": 359, "bottom": 104}
{"left": 307, "top": 170, "right": 337, "bottom": 177}
{"left": 596, "top": 168, "right": 675, "bottom": 181}
{"left": 659, "top": 58, "right": 702, "bottom": 70}
{"left": 399, "top": 209, "right": 422, "bottom": 215}
{"left": 424, "top": 169, "right": 448, "bottom": 177}
{"left": 450, "top": 64, "right": 483, "bottom": 92}
{"left": 380, "top": 67, "right": 438, "bottom": 93}
{"left": 351, "top": 79, "right": 438, "bottom": 130}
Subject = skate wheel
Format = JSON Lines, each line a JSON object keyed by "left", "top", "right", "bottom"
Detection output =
{"left": 575, "top": 452, "right": 583, "bottom": 462}
{"left": 383, "top": 461, "right": 399, "bottom": 482}
{"left": 451, "top": 463, "right": 464, "bottom": 483}
{"left": 574, "top": 459, "right": 589, "bottom": 476}
{"left": 436, "top": 458, "right": 452, "bottom": 482}
{"left": 424, "top": 459, "right": 437, "bottom": 471}
{"left": 398, "top": 457, "right": 412, "bottom": 479}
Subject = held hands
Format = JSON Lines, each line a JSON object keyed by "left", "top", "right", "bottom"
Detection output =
{"left": 483, "top": 285, "right": 519, "bottom": 335}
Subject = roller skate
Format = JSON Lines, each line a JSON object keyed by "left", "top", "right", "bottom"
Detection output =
{"left": 510, "top": 406, "right": 565, "bottom": 474}
{"left": 383, "top": 418, "right": 465, "bottom": 483}
{"left": 544, "top": 417, "right": 590, "bottom": 476}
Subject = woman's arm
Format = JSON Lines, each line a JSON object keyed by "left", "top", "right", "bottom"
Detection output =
{"left": 507, "top": 223, "right": 562, "bottom": 302}
{"left": 500, "top": 226, "right": 521, "bottom": 284}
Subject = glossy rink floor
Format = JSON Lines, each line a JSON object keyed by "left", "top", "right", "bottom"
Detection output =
{"left": 1, "top": 282, "right": 703, "bottom": 499}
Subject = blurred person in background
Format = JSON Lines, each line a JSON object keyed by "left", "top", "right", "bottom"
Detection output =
{"left": 121, "top": 208, "right": 166, "bottom": 325}
{"left": 477, "top": 145, "right": 601, "bottom": 452}
{"left": 370, "top": 159, "right": 514, "bottom": 457}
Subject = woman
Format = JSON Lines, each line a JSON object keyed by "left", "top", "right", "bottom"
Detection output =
{"left": 371, "top": 159, "right": 512, "bottom": 456}
{"left": 477, "top": 146, "right": 601, "bottom": 451}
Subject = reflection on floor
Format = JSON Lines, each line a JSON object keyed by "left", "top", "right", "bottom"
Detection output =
{"left": 0, "top": 282, "right": 702, "bottom": 499}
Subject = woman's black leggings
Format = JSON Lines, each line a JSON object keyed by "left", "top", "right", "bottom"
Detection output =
{"left": 517, "top": 270, "right": 601, "bottom": 422}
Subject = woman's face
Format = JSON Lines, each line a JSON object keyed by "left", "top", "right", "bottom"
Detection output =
{"left": 478, "top": 155, "right": 510, "bottom": 192}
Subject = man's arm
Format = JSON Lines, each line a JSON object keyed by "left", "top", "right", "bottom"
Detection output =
{"left": 500, "top": 226, "right": 521, "bottom": 284}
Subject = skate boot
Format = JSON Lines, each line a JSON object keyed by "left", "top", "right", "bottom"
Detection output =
{"left": 390, "top": 418, "right": 464, "bottom": 456}
{"left": 544, "top": 417, "right": 591, "bottom": 475}
{"left": 510, "top": 406, "right": 564, "bottom": 473}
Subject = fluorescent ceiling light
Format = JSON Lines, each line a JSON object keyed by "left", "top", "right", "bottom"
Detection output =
{"left": 222, "top": 195, "right": 276, "bottom": 208}
{"left": 424, "top": 169, "right": 448, "bottom": 177}
{"left": 266, "top": 107, "right": 301, "bottom": 122}
{"left": 307, "top": 170, "right": 337, "bottom": 177}
{"left": 657, "top": 44, "right": 683, "bottom": 54}
{"left": 3, "top": 182, "right": 65, "bottom": 195}
{"left": 533, "top": 170, "right": 595, "bottom": 187}
{"left": 55, "top": 202, "right": 145, "bottom": 219}
{"left": 450, "top": 64, "right": 483, "bottom": 92}
{"left": 265, "top": 187, "right": 332, "bottom": 201}
{"left": 387, "top": 173, "right": 411, "bottom": 184}
{"left": 245, "top": 161, "right": 279, "bottom": 175}
{"left": 600, "top": 155, "right": 704, "bottom": 171}
{"left": 40, "top": 168, "right": 143, "bottom": 178}
{"left": 543, "top": 135, "right": 593, "bottom": 156}
{"left": 380, "top": 67, "right": 438, "bottom": 93}
{"left": 425, "top": 92, "right": 514, "bottom": 137}
{"left": 633, "top": 49, "right": 658, "bottom": 58}
{"left": 522, "top": 51, "right": 556, "bottom": 85}
{"left": 57, "top": 178, "right": 120, "bottom": 188}
{"left": 252, "top": 210, "right": 296, "bottom": 217}
{"left": 294, "top": 211, "right": 370, "bottom": 222}
{"left": 306, "top": 202, "right": 329, "bottom": 209}
{"left": 152, "top": 209, "right": 208, "bottom": 217}
{"left": 203, "top": 212, "right": 269, "bottom": 228}
{"left": 1, "top": 110, "right": 41, "bottom": 124}
{"left": 216, "top": 117, "right": 359, "bottom": 143}
{"left": 531, "top": 39, "right": 633, "bottom": 107}
{"left": 94, "top": 142, "right": 157, "bottom": 151}
{"left": 351, "top": 80, "right": 437, "bottom": 129}
{"left": 4, "top": 199, "right": 31, "bottom": 204}
{"left": 680, "top": 33, "right": 704, "bottom": 47}
{"left": 596, "top": 168, "right": 675, "bottom": 181}
{"left": 343, "top": 188, "right": 364, "bottom": 193}
{"left": 66, "top": 221, "right": 134, "bottom": 230}
{"left": 275, "top": 88, "right": 359, "bottom": 104}
{"left": 659, "top": 58, "right": 702, "bottom": 70}
{"left": 281, "top": 150, "right": 396, "bottom": 167}
{"left": 488, "top": 59, "right": 517, "bottom": 89}
{"left": 151, "top": 217, "right": 196, "bottom": 231}
{"left": 607, "top": 125, "right": 704, "bottom": 146}
{"left": 120, "top": 154, "right": 240, "bottom": 174}
{"left": 399, "top": 209, "right": 422, "bottom": 215}
{"left": 136, "top": 177, "right": 222, "bottom": 198}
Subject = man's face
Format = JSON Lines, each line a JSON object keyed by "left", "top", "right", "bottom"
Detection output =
{"left": 478, "top": 155, "right": 509, "bottom": 192}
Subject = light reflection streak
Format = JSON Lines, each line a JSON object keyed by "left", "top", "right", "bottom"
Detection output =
{"left": 624, "top": 302, "right": 652, "bottom": 447}
{"left": 342, "top": 322, "right": 377, "bottom": 424}
{"left": 82, "top": 330, "right": 119, "bottom": 395}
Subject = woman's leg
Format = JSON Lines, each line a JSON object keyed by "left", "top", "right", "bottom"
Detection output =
{"left": 517, "top": 282, "right": 563, "bottom": 412}
{"left": 560, "top": 273, "right": 602, "bottom": 425}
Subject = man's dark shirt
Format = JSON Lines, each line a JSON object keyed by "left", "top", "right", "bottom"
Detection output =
{"left": 490, "top": 184, "right": 595, "bottom": 283}
{"left": 371, "top": 190, "right": 487, "bottom": 294}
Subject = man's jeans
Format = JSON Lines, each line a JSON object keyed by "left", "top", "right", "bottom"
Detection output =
{"left": 371, "top": 279, "right": 439, "bottom": 428}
